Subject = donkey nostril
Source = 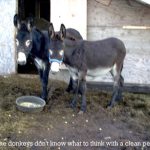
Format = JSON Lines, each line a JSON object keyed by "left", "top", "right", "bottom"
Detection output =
{"left": 50, "top": 62, "right": 60, "bottom": 73}
{"left": 17, "top": 52, "right": 27, "bottom": 65}
{"left": 17, "top": 60, "right": 26, "bottom": 65}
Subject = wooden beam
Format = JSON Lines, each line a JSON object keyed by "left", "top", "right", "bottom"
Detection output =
{"left": 87, "top": 82, "right": 150, "bottom": 94}
{"left": 95, "top": 0, "right": 112, "bottom": 6}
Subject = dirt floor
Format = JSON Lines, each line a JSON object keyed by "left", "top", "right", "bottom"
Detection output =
{"left": 0, "top": 75, "right": 150, "bottom": 150}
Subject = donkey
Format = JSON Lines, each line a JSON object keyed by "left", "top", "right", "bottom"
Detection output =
{"left": 48, "top": 23, "right": 126, "bottom": 113}
{"left": 52, "top": 26, "right": 83, "bottom": 93}
{"left": 14, "top": 14, "right": 50, "bottom": 100}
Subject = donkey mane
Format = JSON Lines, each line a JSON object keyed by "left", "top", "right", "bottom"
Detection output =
{"left": 19, "top": 22, "right": 29, "bottom": 31}
{"left": 63, "top": 39, "right": 86, "bottom": 70}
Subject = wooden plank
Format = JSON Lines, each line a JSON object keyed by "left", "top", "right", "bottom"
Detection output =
{"left": 87, "top": 82, "right": 150, "bottom": 94}
{"left": 95, "top": 0, "right": 112, "bottom": 6}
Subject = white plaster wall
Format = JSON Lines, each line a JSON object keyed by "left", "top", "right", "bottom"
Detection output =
{"left": 51, "top": 0, "right": 87, "bottom": 39}
{"left": 87, "top": 0, "right": 150, "bottom": 84}
{"left": 0, "top": 0, "right": 16, "bottom": 75}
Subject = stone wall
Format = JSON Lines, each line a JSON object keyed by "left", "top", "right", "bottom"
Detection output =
{"left": 87, "top": 0, "right": 150, "bottom": 84}
{"left": 0, "top": 0, "right": 16, "bottom": 75}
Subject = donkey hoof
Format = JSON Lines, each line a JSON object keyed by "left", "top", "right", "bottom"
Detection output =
{"left": 106, "top": 103, "right": 113, "bottom": 109}
{"left": 115, "top": 96, "right": 123, "bottom": 102}
{"left": 41, "top": 96, "right": 47, "bottom": 101}
{"left": 66, "top": 88, "right": 70, "bottom": 93}
{"left": 41, "top": 95, "right": 48, "bottom": 103}
{"left": 66, "top": 88, "right": 73, "bottom": 93}
{"left": 78, "top": 110, "right": 84, "bottom": 115}
{"left": 70, "top": 102, "right": 76, "bottom": 109}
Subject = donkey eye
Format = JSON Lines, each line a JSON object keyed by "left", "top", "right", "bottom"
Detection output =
{"left": 59, "top": 50, "right": 64, "bottom": 56}
{"left": 16, "top": 39, "right": 19, "bottom": 46}
{"left": 25, "top": 40, "right": 31, "bottom": 47}
{"left": 49, "top": 49, "right": 53, "bottom": 55}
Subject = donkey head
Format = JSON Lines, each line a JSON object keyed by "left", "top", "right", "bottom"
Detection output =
{"left": 48, "top": 23, "right": 66, "bottom": 73}
{"left": 14, "top": 14, "right": 34, "bottom": 65}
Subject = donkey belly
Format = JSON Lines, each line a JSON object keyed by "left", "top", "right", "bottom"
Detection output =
{"left": 68, "top": 66, "right": 113, "bottom": 80}
{"left": 87, "top": 67, "right": 112, "bottom": 78}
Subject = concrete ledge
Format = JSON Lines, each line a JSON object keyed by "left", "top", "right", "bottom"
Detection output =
{"left": 87, "top": 82, "right": 150, "bottom": 94}
{"left": 18, "top": 68, "right": 150, "bottom": 94}
{"left": 49, "top": 70, "right": 150, "bottom": 94}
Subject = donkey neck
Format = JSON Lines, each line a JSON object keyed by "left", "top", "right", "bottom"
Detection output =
{"left": 31, "top": 28, "right": 48, "bottom": 61}
{"left": 63, "top": 39, "right": 80, "bottom": 62}
{"left": 64, "top": 39, "right": 75, "bottom": 55}
{"left": 63, "top": 39, "right": 86, "bottom": 70}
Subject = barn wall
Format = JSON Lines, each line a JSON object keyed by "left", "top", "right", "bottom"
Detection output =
{"left": 0, "top": 0, "right": 149, "bottom": 86}
{"left": 0, "top": 0, "right": 16, "bottom": 75}
{"left": 87, "top": 0, "right": 150, "bottom": 84}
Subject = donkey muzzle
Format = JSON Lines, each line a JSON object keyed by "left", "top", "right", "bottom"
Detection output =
{"left": 50, "top": 62, "right": 60, "bottom": 74}
{"left": 17, "top": 52, "right": 27, "bottom": 65}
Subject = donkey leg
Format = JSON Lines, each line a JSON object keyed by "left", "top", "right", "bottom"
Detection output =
{"left": 37, "top": 69, "right": 44, "bottom": 97}
{"left": 78, "top": 80, "right": 87, "bottom": 113}
{"left": 66, "top": 76, "right": 74, "bottom": 93}
{"left": 35, "top": 59, "right": 46, "bottom": 99}
{"left": 108, "top": 65, "right": 122, "bottom": 107}
{"left": 70, "top": 79, "right": 79, "bottom": 109}
{"left": 116, "top": 75, "right": 124, "bottom": 101}
{"left": 41, "top": 64, "right": 50, "bottom": 101}
{"left": 108, "top": 85, "right": 119, "bottom": 107}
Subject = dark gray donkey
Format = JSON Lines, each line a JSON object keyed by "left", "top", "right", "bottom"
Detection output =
{"left": 14, "top": 14, "right": 50, "bottom": 100}
{"left": 48, "top": 24, "right": 126, "bottom": 113}
{"left": 50, "top": 26, "right": 83, "bottom": 93}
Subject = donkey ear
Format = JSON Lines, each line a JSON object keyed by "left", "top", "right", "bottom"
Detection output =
{"left": 13, "top": 14, "right": 21, "bottom": 29}
{"left": 26, "top": 16, "right": 34, "bottom": 31}
{"left": 60, "top": 24, "right": 66, "bottom": 40}
{"left": 48, "top": 23, "right": 55, "bottom": 39}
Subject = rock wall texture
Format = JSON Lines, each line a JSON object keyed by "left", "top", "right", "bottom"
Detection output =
{"left": 0, "top": 0, "right": 16, "bottom": 75}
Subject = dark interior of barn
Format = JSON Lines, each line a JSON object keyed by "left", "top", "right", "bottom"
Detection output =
{"left": 18, "top": 0, "right": 50, "bottom": 21}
